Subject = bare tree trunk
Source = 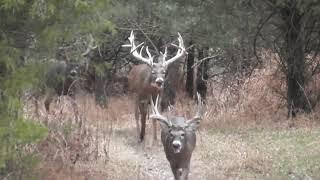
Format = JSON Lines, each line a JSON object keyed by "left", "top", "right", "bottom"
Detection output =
{"left": 197, "top": 47, "right": 208, "bottom": 100}
{"left": 193, "top": 48, "right": 198, "bottom": 98}
{"left": 281, "top": 6, "right": 310, "bottom": 117}
{"left": 186, "top": 41, "right": 194, "bottom": 98}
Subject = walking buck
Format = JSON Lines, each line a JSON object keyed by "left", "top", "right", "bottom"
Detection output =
{"left": 122, "top": 31, "right": 187, "bottom": 143}
{"left": 150, "top": 93, "right": 203, "bottom": 180}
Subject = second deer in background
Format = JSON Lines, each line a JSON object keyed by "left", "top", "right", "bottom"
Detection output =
{"left": 123, "top": 31, "right": 187, "bottom": 143}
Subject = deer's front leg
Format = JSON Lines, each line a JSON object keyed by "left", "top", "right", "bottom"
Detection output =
{"left": 70, "top": 94, "right": 80, "bottom": 126}
{"left": 134, "top": 97, "right": 140, "bottom": 139}
{"left": 138, "top": 99, "right": 148, "bottom": 142}
{"left": 152, "top": 119, "right": 157, "bottom": 145}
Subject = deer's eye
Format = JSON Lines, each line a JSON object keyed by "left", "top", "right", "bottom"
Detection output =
{"left": 181, "top": 133, "right": 185, "bottom": 138}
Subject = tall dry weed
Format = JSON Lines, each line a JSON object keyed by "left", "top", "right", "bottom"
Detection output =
{"left": 23, "top": 50, "right": 320, "bottom": 179}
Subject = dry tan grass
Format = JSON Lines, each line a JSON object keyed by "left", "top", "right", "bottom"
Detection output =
{"left": 200, "top": 51, "right": 320, "bottom": 130}
{"left": 28, "top": 94, "right": 319, "bottom": 179}
{"left": 24, "top": 51, "right": 320, "bottom": 179}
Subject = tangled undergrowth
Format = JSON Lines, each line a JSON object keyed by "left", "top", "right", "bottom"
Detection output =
{"left": 23, "top": 52, "right": 320, "bottom": 179}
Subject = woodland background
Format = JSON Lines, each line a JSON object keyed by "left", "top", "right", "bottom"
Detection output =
{"left": 1, "top": 0, "right": 320, "bottom": 179}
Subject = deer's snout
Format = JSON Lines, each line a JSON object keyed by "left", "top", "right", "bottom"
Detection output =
{"left": 172, "top": 140, "right": 182, "bottom": 153}
{"left": 70, "top": 69, "right": 77, "bottom": 77}
{"left": 155, "top": 78, "right": 164, "bottom": 87}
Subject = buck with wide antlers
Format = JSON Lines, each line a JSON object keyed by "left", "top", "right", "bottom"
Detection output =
{"left": 150, "top": 93, "right": 203, "bottom": 180}
{"left": 122, "top": 31, "right": 187, "bottom": 143}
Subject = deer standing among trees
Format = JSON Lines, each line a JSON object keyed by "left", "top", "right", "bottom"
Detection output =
{"left": 42, "top": 61, "right": 81, "bottom": 114}
{"left": 34, "top": 34, "right": 97, "bottom": 121}
{"left": 150, "top": 93, "right": 203, "bottom": 180}
{"left": 122, "top": 31, "right": 187, "bottom": 143}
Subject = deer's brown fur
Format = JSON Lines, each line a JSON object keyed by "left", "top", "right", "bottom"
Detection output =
{"left": 123, "top": 30, "right": 187, "bottom": 143}
{"left": 128, "top": 64, "right": 163, "bottom": 142}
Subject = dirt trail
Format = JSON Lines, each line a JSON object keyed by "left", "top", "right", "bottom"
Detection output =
{"left": 104, "top": 118, "right": 208, "bottom": 180}
{"left": 72, "top": 108, "right": 207, "bottom": 179}
{"left": 33, "top": 95, "right": 210, "bottom": 180}
{"left": 86, "top": 96, "right": 209, "bottom": 179}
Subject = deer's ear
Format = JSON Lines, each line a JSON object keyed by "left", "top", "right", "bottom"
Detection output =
{"left": 158, "top": 121, "right": 170, "bottom": 131}
{"left": 186, "top": 118, "right": 201, "bottom": 131}
{"left": 150, "top": 115, "right": 171, "bottom": 130}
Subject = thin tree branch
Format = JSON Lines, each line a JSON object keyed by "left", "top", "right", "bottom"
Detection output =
{"left": 254, "top": 10, "right": 276, "bottom": 63}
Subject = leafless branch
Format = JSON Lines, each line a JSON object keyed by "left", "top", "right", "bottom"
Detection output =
{"left": 191, "top": 54, "right": 220, "bottom": 69}
{"left": 254, "top": 10, "right": 276, "bottom": 63}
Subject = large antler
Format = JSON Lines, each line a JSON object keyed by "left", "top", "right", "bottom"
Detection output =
{"left": 82, "top": 34, "right": 98, "bottom": 57}
{"left": 122, "top": 31, "right": 153, "bottom": 66}
{"left": 163, "top": 32, "right": 187, "bottom": 67}
{"left": 150, "top": 95, "right": 172, "bottom": 127}
{"left": 187, "top": 92, "right": 204, "bottom": 124}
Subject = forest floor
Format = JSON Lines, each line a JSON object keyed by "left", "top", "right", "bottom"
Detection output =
{"left": 26, "top": 94, "right": 320, "bottom": 180}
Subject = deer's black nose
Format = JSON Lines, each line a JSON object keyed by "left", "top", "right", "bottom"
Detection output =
{"left": 172, "top": 141, "right": 181, "bottom": 149}
{"left": 156, "top": 81, "right": 163, "bottom": 86}
{"left": 155, "top": 78, "right": 164, "bottom": 87}
{"left": 70, "top": 70, "right": 77, "bottom": 76}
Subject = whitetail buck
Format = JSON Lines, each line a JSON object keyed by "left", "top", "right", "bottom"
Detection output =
{"left": 150, "top": 93, "right": 203, "bottom": 180}
{"left": 34, "top": 34, "right": 97, "bottom": 120}
{"left": 122, "top": 31, "right": 187, "bottom": 143}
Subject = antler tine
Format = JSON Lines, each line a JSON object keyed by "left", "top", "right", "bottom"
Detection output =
{"left": 163, "top": 46, "right": 168, "bottom": 62}
{"left": 178, "top": 32, "right": 184, "bottom": 47}
{"left": 154, "top": 95, "right": 160, "bottom": 113}
{"left": 82, "top": 33, "right": 98, "bottom": 56}
{"left": 186, "top": 92, "right": 203, "bottom": 125}
{"left": 139, "top": 46, "right": 145, "bottom": 56}
{"left": 194, "top": 92, "right": 203, "bottom": 119}
{"left": 159, "top": 46, "right": 168, "bottom": 64}
{"left": 135, "top": 42, "right": 144, "bottom": 51}
{"left": 122, "top": 30, "right": 153, "bottom": 66}
{"left": 152, "top": 95, "right": 161, "bottom": 115}
{"left": 174, "top": 32, "right": 185, "bottom": 52}
{"left": 146, "top": 46, "right": 153, "bottom": 64}
{"left": 150, "top": 95, "right": 172, "bottom": 127}
{"left": 163, "top": 32, "right": 187, "bottom": 67}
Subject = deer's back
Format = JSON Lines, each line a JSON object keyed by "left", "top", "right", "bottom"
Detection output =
{"left": 45, "top": 62, "right": 68, "bottom": 94}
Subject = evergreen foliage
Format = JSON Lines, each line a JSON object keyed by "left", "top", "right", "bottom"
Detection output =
{"left": 0, "top": 0, "right": 320, "bottom": 177}
{"left": 0, "top": 0, "right": 114, "bottom": 178}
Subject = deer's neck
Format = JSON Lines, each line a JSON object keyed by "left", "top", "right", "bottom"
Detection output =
{"left": 145, "top": 82, "right": 163, "bottom": 95}
{"left": 128, "top": 64, "right": 163, "bottom": 96}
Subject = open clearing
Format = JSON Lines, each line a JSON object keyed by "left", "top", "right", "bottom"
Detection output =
{"left": 27, "top": 95, "right": 320, "bottom": 180}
